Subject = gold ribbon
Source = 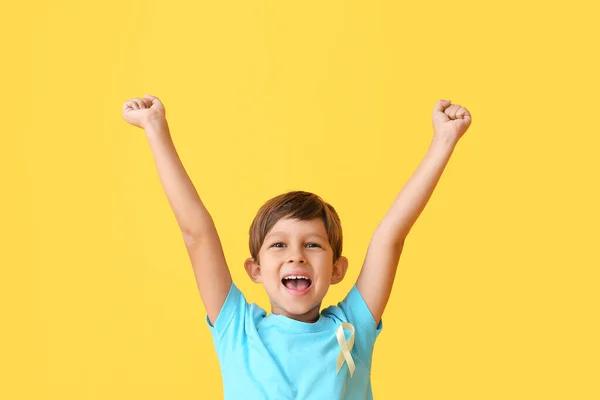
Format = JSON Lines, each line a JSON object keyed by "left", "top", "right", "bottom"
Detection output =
{"left": 335, "top": 322, "right": 356, "bottom": 377}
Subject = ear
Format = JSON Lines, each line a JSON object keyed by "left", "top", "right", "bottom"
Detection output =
{"left": 331, "top": 256, "right": 348, "bottom": 284}
{"left": 244, "top": 257, "right": 263, "bottom": 283}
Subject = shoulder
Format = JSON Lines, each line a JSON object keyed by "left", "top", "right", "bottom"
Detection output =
{"left": 207, "top": 281, "right": 266, "bottom": 341}
{"left": 322, "top": 285, "right": 383, "bottom": 335}
{"left": 320, "top": 285, "right": 383, "bottom": 367}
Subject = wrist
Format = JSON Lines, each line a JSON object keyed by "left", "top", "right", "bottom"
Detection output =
{"left": 144, "top": 114, "right": 169, "bottom": 135}
{"left": 431, "top": 133, "right": 458, "bottom": 150}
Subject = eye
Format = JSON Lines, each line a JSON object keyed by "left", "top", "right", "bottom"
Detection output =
{"left": 269, "top": 242, "right": 322, "bottom": 248}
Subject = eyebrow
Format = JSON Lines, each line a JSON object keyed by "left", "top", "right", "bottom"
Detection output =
{"left": 265, "top": 231, "right": 328, "bottom": 241}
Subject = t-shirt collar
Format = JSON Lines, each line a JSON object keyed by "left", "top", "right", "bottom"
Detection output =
{"left": 267, "top": 312, "right": 329, "bottom": 333}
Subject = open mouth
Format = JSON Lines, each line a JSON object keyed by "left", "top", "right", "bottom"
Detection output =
{"left": 281, "top": 275, "right": 312, "bottom": 291}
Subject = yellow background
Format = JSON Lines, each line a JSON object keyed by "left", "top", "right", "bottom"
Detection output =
{"left": 1, "top": 0, "right": 599, "bottom": 398}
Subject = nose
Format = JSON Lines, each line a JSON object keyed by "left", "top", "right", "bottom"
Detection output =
{"left": 287, "top": 247, "right": 306, "bottom": 263}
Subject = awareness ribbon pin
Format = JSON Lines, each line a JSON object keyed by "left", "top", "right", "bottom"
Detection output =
{"left": 335, "top": 322, "right": 356, "bottom": 377}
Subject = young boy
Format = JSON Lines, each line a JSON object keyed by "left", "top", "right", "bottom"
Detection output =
{"left": 122, "top": 95, "right": 472, "bottom": 399}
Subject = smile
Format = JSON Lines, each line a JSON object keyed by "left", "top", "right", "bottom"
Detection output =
{"left": 281, "top": 275, "right": 312, "bottom": 295}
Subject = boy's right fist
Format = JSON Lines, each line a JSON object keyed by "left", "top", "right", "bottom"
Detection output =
{"left": 122, "top": 94, "right": 166, "bottom": 129}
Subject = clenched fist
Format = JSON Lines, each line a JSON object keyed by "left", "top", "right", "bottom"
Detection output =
{"left": 122, "top": 94, "right": 166, "bottom": 129}
{"left": 432, "top": 100, "right": 472, "bottom": 145}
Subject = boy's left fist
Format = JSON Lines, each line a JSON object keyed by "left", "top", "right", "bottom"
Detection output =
{"left": 432, "top": 100, "right": 472, "bottom": 144}
{"left": 122, "top": 94, "right": 166, "bottom": 130}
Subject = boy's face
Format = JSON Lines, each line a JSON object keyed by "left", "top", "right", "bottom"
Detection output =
{"left": 245, "top": 217, "right": 348, "bottom": 323}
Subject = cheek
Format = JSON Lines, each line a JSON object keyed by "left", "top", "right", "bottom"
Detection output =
{"left": 312, "top": 252, "right": 332, "bottom": 265}
{"left": 260, "top": 264, "right": 281, "bottom": 282}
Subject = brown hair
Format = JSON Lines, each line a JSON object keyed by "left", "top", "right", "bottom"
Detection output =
{"left": 249, "top": 191, "right": 343, "bottom": 265}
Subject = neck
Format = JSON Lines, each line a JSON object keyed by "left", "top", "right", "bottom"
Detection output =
{"left": 271, "top": 302, "right": 321, "bottom": 323}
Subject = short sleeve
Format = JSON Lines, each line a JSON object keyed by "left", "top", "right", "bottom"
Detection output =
{"left": 205, "top": 281, "right": 247, "bottom": 344}
{"left": 336, "top": 285, "right": 383, "bottom": 364}
{"left": 205, "top": 281, "right": 266, "bottom": 360}
{"left": 339, "top": 285, "right": 383, "bottom": 335}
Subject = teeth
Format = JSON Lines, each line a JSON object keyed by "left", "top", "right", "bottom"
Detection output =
{"left": 284, "top": 275, "right": 309, "bottom": 280}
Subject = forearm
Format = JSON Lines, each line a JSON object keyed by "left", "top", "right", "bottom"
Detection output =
{"left": 376, "top": 137, "right": 457, "bottom": 243}
{"left": 144, "top": 118, "right": 216, "bottom": 238}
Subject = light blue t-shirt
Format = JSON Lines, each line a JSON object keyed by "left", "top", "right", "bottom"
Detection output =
{"left": 206, "top": 281, "right": 383, "bottom": 399}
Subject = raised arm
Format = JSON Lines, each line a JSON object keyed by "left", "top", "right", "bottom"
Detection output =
{"left": 356, "top": 100, "right": 472, "bottom": 325}
{"left": 122, "top": 94, "right": 232, "bottom": 325}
